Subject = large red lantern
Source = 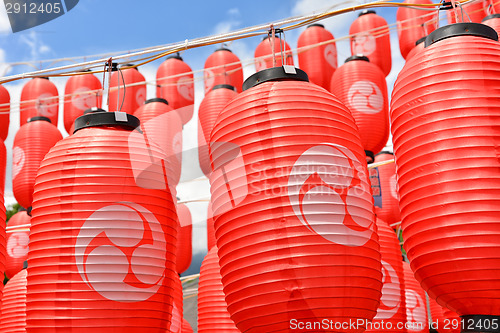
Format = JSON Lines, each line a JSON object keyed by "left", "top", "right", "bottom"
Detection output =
{"left": 330, "top": 55, "right": 389, "bottom": 161}
{"left": 198, "top": 246, "right": 239, "bottom": 333}
{"left": 254, "top": 36, "right": 294, "bottom": 72}
{"left": 156, "top": 54, "right": 194, "bottom": 125}
{"left": 63, "top": 72, "right": 102, "bottom": 134}
{"left": 396, "top": 0, "right": 437, "bottom": 60}
{"left": 365, "top": 218, "right": 406, "bottom": 333}
{"left": 350, "top": 10, "right": 392, "bottom": 76}
{"left": 27, "top": 109, "right": 178, "bottom": 331}
{"left": 206, "top": 201, "right": 216, "bottom": 251}
{"left": 0, "top": 139, "right": 6, "bottom": 289}
{"left": 0, "top": 269, "right": 27, "bottom": 332}
{"left": 391, "top": 23, "right": 500, "bottom": 326}
{"left": 447, "top": 0, "right": 487, "bottom": 24}
{"left": 297, "top": 24, "right": 337, "bottom": 90}
{"left": 373, "top": 152, "right": 401, "bottom": 229}
{"left": 209, "top": 67, "right": 382, "bottom": 332}
{"left": 403, "top": 262, "right": 429, "bottom": 333}
{"left": 182, "top": 319, "right": 193, "bottom": 333}
{"left": 175, "top": 203, "right": 192, "bottom": 274}
{"left": 198, "top": 85, "right": 237, "bottom": 176}
{"left": 5, "top": 210, "right": 30, "bottom": 279}
{"left": 405, "top": 36, "right": 426, "bottom": 61}
{"left": 0, "top": 84, "right": 10, "bottom": 141}
{"left": 12, "top": 117, "right": 62, "bottom": 209}
{"left": 20, "top": 78, "right": 59, "bottom": 126}
{"left": 204, "top": 48, "right": 243, "bottom": 93}
{"left": 482, "top": 14, "right": 500, "bottom": 34}
{"left": 108, "top": 65, "right": 146, "bottom": 115}
{"left": 135, "top": 98, "right": 183, "bottom": 190}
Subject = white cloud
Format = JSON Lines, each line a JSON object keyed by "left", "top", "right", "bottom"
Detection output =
{"left": 19, "top": 31, "right": 53, "bottom": 59}
{"left": 212, "top": 7, "right": 241, "bottom": 35}
{"left": 0, "top": 3, "right": 11, "bottom": 34}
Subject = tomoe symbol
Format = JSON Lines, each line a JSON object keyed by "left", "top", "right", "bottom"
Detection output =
{"left": 348, "top": 80, "right": 384, "bottom": 114}
{"left": 352, "top": 32, "right": 376, "bottom": 55}
{"left": 376, "top": 260, "right": 401, "bottom": 319}
{"left": 75, "top": 202, "right": 167, "bottom": 302}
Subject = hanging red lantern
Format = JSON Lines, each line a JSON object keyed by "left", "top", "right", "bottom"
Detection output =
{"left": 206, "top": 201, "right": 216, "bottom": 252}
{"left": 254, "top": 36, "right": 294, "bottom": 72}
{"left": 429, "top": 297, "right": 461, "bottom": 333}
{"left": 156, "top": 54, "right": 194, "bottom": 125}
{"left": 209, "top": 67, "right": 382, "bottom": 332}
{"left": 447, "top": 1, "right": 487, "bottom": 24}
{"left": 373, "top": 152, "right": 401, "bottom": 229}
{"left": 365, "top": 218, "right": 406, "bottom": 333}
{"left": 108, "top": 65, "right": 147, "bottom": 115}
{"left": 27, "top": 109, "right": 178, "bottom": 331}
{"left": 405, "top": 36, "right": 426, "bottom": 61}
{"left": 175, "top": 203, "right": 192, "bottom": 274}
{"left": 0, "top": 139, "right": 6, "bottom": 289}
{"left": 5, "top": 210, "right": 30, "bottom": 279}
{"left": 182, "top": 319, "right": 194, "bottom": 333}
{"left": 198, "top": 246, "right": 240, "bottom": 333}
{"left": 330, "top": 55, "right": 389, "bottom": 162}
{"left": 350, "top": 10, "right": 392, "bottom": 76}
{"left": 135, "top": 98, "right": 183, "bottom": 191}
{"left": 20, "top": 77, "right": 59, "bottom": 126}
{"left": 204, "top": 48, "right": 244, "bottom": 93}
{"left": 63, "top": 71, "right": 102, "bottom": 134}
{"left": 198, "top": 84, "right": 237, "bottom": 176}
{"left": 482, "top": 13, "right": 500, "bottom": 34}
{"left": 391, "top": 23, "right": 500, "bottom": 326}
{"left": 297, "top": 24, "right": 337, "bottom": 90}
{"left": 396, "top": 0, "right": 437, "bottom": 60}
{"left": 0, "top": 138, "right": 5, "bottom": 196}
{"left": 12, "top": 117, "right": 62, "bottom": 209}
{"left": 0, "top": 84, "right": 10, "bottom": 141}
{"left": 0, "top": 269, "right": 27, "bottom": 332}
{"left": 403, "top": 262, "right": 429, "bottom": 333}
{"left": 167, "top": 274, "right": 184, "bottom": 333}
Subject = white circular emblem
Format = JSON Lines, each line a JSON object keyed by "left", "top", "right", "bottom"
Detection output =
{"left": 324, "top": 43, "right": 338, "bottom": 69}
{"left": 204, "top": 68, "right": 215, "bottom": 92}
{"left": 352, "top": 32, "right": 376, "bottom": 56}
{"left": 7, "top": 231, "right": 29, "bottom": 258}
{"left": 348, "top": 80, "right": 384, "bottom": 114}
{"left": 406, "top": 289, "right": 427, "bottom": 332}
{"left": 71, "top": 86, "right": 98, "bottom": 111}
{"left": 36, "top": 92, "right": 58, "bottom": 117}
{"left": 375, "top": 260, "right": 401, "bottom": 319}
{"left": 177, "top": 77, "right": 194, "bottom": 101}
{"left": 12, "top": 146, "right": 25, "bottom": 180}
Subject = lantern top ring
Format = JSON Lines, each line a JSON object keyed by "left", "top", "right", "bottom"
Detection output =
{"left": 425, "top": 22, "right": 498, "bottom": 47}
{"left": 242, "top": 66, "right": 309, "bottom": 91}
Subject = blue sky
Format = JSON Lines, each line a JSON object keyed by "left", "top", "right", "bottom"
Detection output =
{"left": 0, "top": 0, "right": 435, "bottom": 274}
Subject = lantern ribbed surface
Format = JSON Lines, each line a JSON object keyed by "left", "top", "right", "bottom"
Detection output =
{"left": 27, "top": 121, "right": 178, "bottom": 332}
{"left": 349, "top": 11, "right": 392, "bottom": 76}
{"left": 175, "top": 204, "right": 192, "bottom": 274}
{"left": 428, "top": 297, "right": 460, "bottom": 333}
{"left": 204, "top": 49, "right": 243, "bottom": 93}
{"left": 0, "top": 139, "right": 6, "bottom": 290}
{"left": 109, "top": 67, "right": 146, "bottom": 115}
{"left": 5, "top": 211, "right": 30, "bottom": 279}
{"left": 198, "top": 85, "right": 237, "bottom": 176}
{"left": 405, "top": 38, "right": 425, "bottom": 61}
{"left": 63, "top": 73, "right": 102, "bottom": 134}
{"left": 12, "top": 119, "right": 62, "bottom": 209}
{"left": 365, "top": 218, "right": 406, "bottom": 332}
{"left": 0, "top": 85, "right": 10, "bottom": 141}
{"left": 0, "top": 269, "right": 27, "bottom": 333}
{"left": 198, "top": 246, "right": 239, "bottom": 333}
{"left": 209, "top": 68, "right": 382, "bottom": 332}
{"left": 254, "top": 37, "right": 294, "bottom": 72}
{"left": 297, "top": 24, "right": 337, "bottom": 90}
{"left": 156, "top": 56, "right": 194, "bottom": 125}
{"left": 396, "top": 0, "right": 437, "bottom": 59}
{"left": 167, "top": 275, "right": 183, "bottom": 333}
{"left": 403, "top": 262, "right": 429, "bottom": 333}
{"left": 206, "top": 201, "right": 216, "bottom": 252}
{"left": 483, "top": 14, "right": 500, "bottom": 35}
{"left": 20, "top": 78, "right": 59, "bottom": 126}
{"left": 390, "top": 26, "right": 500, "bottom": 317}
{"left": 181, "top": 319, "right": 194, "bottom": 333}
{"left": 374, "top": 153, "right": 401, "bottom": 229}
{"left": 330, "top": 57, "right": 389, "bottom": 158}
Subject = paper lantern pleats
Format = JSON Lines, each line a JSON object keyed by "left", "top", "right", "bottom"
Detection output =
{"left": 175, "top": 204, "right": 192, "bottom": 274}
{"left": 5, "top": 211, "right": 30, "bottom": 279}
{"left": 403, "top": 262, "right": 429, "bottom": 333}
{"left": 206, "top": 201, "right": 216, "bottom": 252}
{"left": 254, "top": 37, "right": 294, "bottom": 72}
{"left": 204, "top": 48, "right": 243, "bottom": 93}
{"left": 391, "top": 23, "right": 500, "bottom": 322}
{"left": 0, "top": 85, "right": 10, "bottom": 141}
{"left": 20, "top": 78, "right": 59, "bottom": 126}
{"left": 26, "top": 110, "right": 178, "bottom": 331}
{"left": 108, "top": 66, "right": 146, "bottom": 115}
{"left": 181, "top": 319, "right": 194, "bottom": 333}
{"left": 483, "top": 13, "right": 500, "bottom": 34}
{"left": 428, "top": 297, "right": 460, "bottom": 333}
{"left": 373, "top": 152, "right": 401, "bottom": 229}
{"left": 167, "top": 275, "right": 183, "bottom": 333}
{"left": 209, "top": 67, "right": 382, "bottom": 332}
{"left": 0, "top": 269, "right": 27, "bottom": 333}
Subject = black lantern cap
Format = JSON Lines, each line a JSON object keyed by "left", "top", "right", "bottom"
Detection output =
{"left": 145, "top": 98, "right": 169, "bottom": 105}
{"left": 243, "top": 66, "right": 309, "bottom": 91}
{"left": 359, "top": 10, "right": 376, "bottom": 17}
{"left": 27, "top": 116, "right": 51, "bottom": 123}
{"left": 73, "top": 108, "right": 140, "bottom": 133}
{"left": 307, "top": 23, "right": 325, "bottom": 29}
{"left": 425, "top": 22, "right": 498, "bottom": 47}
{"left": 345, "top": 55, "right": 370, "bottom": 63}
{"left": 212, "top": 84, "right": 236, "bottom": 91}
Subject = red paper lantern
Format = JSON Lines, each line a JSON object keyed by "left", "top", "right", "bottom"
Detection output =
{"left": 182, "top": 319, "right": 193, "bottom": 333}
{"left": 12, "top": 117, "right": 62, "bottom": 209}
{"left": 0, "top": 269, "right": 27, "bottom": 332}
{"left": 0, "top": 84, "right": 10, "bottom": 141}
{"left": 350, "top": 10, "right": 392, "bottom": 76}
{"left": 204, "top": 48, "right": 243, "bottom": 93}
{"left": 447, "top": 0, "right": 487, "bottom": 24}
{"left": 5, "top": 210, "right": 30, "bottom": 279}
{"left": 209, "top": 67, "right": 382, "bottom": 332}
{"left": 27, "top": 110, "right": 178, "bottom": 331}
{"left": 63, "top": 72, "right": 102, "bottom": 134}
{"left": 0, "top": 138, "right": 5, "bottom": 196}
{"left": 198, "top": 85, "right": 237, "bottom": 176}
{"left": 429, "top": 297, "right": 461, "bottom": 333}
{"left": 206, "top": 201, "right": 216, "bottom": 252}
{"left": 373, "top": 152, "right": 401, "bottom": 229}
{"left": 403, "top": 262, "right": 429, "bottom": 333}
{"left": 396, "top": 0, "right": 437, "bottom": 59}
{"left": 168, "top": 275, "right": 183, "bottom": 333}
{"left": 365, "top": 218, "right": 406, "bottom": 333}
{"left": 0, "top": 139, "right": 6, "bottom": 289}
{"left": 254, "top": 36, "right": 294, "bottom": 72}
{"left": 391, "top": 23, "right": 500, "bottom": 324}
{"left": 198, "top": 246, "right": 239, "bottom": 333}
{"left": 330, "top": 55, "right": 389, "bottom": 161}
{"left": 297, "top": 24, "right": 337, "bottom": 90}
{"left": 134, "top": 98, "right": 183, "bottom": 190}
{"left": 20, "top": 78, "right": 59, "bottom": 126}
{"left": 108, "top": 65, "right": 146, "bottom": 115}
{"left": 482, "top": 14, "right": 500, "bottom": 34}
{"left": 405, "top": 37, "right": 426, "bottom": 62}
{"left": 175, "top": 203, "right": 192, "bottom": 274}
{"left": 156, "top": 54, "right": 194, "bottom": 125}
